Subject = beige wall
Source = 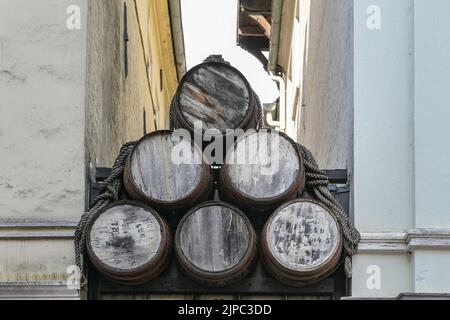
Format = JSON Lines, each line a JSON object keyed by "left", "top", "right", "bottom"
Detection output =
{"left": 0, "top": 0, "right": 87, "bottom": 223}
{"left": 275, "top": 0, "right": 353, "bottom": 170}
{"left": 86, "top": 0, "right": 179, "bottom": 168}
{"left": 0, "top": 0, "right": 87, "bottom": 287}
{"left": 294, "top": 0, "right": 354, "bottom": 170}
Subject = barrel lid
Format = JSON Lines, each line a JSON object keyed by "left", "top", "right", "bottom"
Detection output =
{"left": 87, "top": 201, "right": 167, "bottom": 274}
{"left": 176, "top": 62, "right": 253, "bottom": 132}
{"left": 176, "top": 201, "right": 254, "bottom": 274}
{"left": 126, "top": 130, "right": 208, "bottom": 204}
{"left": 223, "top": 129, "right": 303, "bottom": 201}
{"left": 264, "top": 199, "right": 342, "bottom": 273}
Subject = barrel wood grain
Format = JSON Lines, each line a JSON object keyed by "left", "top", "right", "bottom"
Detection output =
{"left": 128, "top": 132, "right": 203, "bottom": 202}
{"left": 89, "top": 204, "right": 162, "bottom": 270}
{"left": 266, "top": 201, "right": 340, "bottom": 271}
{"left": 225, "top": 130, "right": 300, "bottom": 199}
{"left": 175, "top": 201, "right": 257, "bottom": 286}
{"left": 179, "top": 64, "right": 251, "bottom": 131}
{"left": 178, "top": 205, "right": 250, "bottom": 272}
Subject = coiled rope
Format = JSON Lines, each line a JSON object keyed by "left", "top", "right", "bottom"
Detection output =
{"left": 297, "top": 144, "right": 360, "bottom": 277}
{"left": 73, "top": 141, "right": 135, "bottom": 288}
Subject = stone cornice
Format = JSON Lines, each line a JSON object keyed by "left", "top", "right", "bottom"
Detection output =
{"left": 0, "top": 222, "right": 76, "bottom": 239}
{"left": 358, "top": 229, "right": 450, "bottom": 253}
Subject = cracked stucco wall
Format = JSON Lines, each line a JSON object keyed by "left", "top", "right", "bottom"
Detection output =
{"left": 0, "top": 0, "right": 87, "bottom": 284}
{"left": 0, "top": 0, "right": 87, "bottom": 223}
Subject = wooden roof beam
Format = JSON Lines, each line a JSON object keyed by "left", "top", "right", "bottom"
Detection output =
{"left": 248, "top": 14, "right": 271, "bottom": 38}
{"left": 238, "top": 26, "right": 268, "bottom": 37}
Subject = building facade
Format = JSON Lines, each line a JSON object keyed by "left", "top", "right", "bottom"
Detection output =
{"left": 0, "top": 0, "right": 184, "bottom": 299}
{"left": 259, "top": 0, "right": 450, "bottom": 298}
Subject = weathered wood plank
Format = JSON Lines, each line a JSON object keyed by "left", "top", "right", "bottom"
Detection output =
{"left": 175, "top": 201, "right": 257, "bottom": 286}
{"left": 178, "top": 205, "right": 250, "bottom": 272}
{"left": 194, "top": 295, "right": 236, "bottom": 300}
{"left": 286, "top": 296, "right": 332, "bottom": 300}
{"left": 266, "top": 201, "right": 340, "bottom": 271}
{"left": 89, "top": 204, "right": 162, "bottom": 270}
{"left": 239, "top": 295, "right": 285, "bottom": 300}
{"left": 127, "top": 131, "right": 205, "bottom": 203}
{"left": 96, "top": 271, "right": 335, "bottom": 295}
{"left": 225, "top": 130, "right": 301, "bottom": 198}
{"left": 100, "top": 293, "right": 147, "bottom": 300}
{"left": 178, "top": 64, "right": 251, "bottom": 130}
{"left": 260, "top": 199, "right": 343, "bottom": 287}
{"left": 148, "top": 294, "right": 194, "bottom": 300}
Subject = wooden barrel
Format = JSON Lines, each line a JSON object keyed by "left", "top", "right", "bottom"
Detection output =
{"left": 124, "top": 130, "right": 213, "bottom": 211}
{"left": 86, "top": 201, "right": 171, "bottom": 285}
{"left": 175, "top": 201, "right": 257, "bottom": 286}
{"left": 219, "top": 129, "right": 305, "bottom": 213}
{"left": 172, "top": 61, "right": 259, "bottom": 135}
{"left": 261, "top": 199, "right": 343, "bottom": 287}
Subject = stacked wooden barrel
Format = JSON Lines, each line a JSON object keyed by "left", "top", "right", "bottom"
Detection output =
{"left": 220, "top": 129, "right": 305, "bottom": 213}
{"left": 86, "top": 201, "right": 171, "bottom": 285}
{"left": 123, "top": 130, "right": 213, "bottom": 211}
{"left": 175, "top": 201, "right": 256, "bottom": 287}
{"left": 171, "top": 60, "right": 260, "bottom": 136}
{"left": 261, "top": 199, "right": 342, "bottom": 287}
{"left": 171, "top": 59, "right": 261, "bottom": 164}
{"left": 85, "top": 58, "right": 344, "bottom": 288}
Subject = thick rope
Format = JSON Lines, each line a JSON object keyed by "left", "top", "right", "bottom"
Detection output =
{"left": 253, "top": 91, "right": 264, "bottom": 129}
{"left": 169, "top": 96, "right": 176, "bottom": 130}
{"left": 297, "top": 143, "right": 360, "bottom": 277}
{"left": 73, "top": 141, "right": 135, "bottom": 288}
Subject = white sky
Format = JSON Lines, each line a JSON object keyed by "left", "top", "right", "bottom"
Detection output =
{"left": 180, "top": 0, "right": 279, "bottom": 103}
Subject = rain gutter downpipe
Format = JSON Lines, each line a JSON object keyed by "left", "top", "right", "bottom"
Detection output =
{"left": 169, "top": 0, "right": 187, "bottom": 80}
{"left": 266, "top": 0, "right": 286, "bottom": 131}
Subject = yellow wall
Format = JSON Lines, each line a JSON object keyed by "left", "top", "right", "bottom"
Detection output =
{"left": 86, "top": 0, "right": 180, "bottom": 168}
{"left": 147, "top": 0, "right": 179, "bottom": 128}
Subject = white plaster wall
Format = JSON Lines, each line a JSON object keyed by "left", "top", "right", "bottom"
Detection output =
{"left": 411, "top": 0, "right": 450, "bottom": 293}
{"left": 413, "top": 250, "right": 450, "bottom": 293}
{"left": 353, "top": 0, "right": 450, "bottom": 297}
{"left": 413, "top": 0, "right": 450, "bottom": 229}
{"left": 354, "top": 0, "right": 414, "bottom": 232}
{"left": 0, "top": 0, "right": 87, "bottom": 223}
{"left": 352, "top": 0, "right": 415, "bottom": 297}
{"left": 352, "top": 254, "right": 412, "bottom": 298}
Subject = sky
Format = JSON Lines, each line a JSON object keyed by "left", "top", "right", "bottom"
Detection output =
{"left": 180, "top": 0, "right": 279, "bottom": 104}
